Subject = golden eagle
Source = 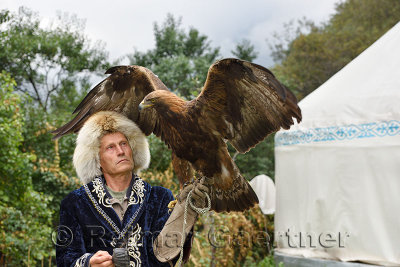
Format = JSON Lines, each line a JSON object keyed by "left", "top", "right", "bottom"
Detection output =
{"left": 53, "top": 58, "right": 301, "bottom": 212}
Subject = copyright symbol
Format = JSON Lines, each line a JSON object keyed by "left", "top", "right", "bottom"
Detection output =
{"left": 208, "top": 225, "right": 228, "bottom": 248}
{"left": 51, "top": 225, "right": 73, "bottom": 247}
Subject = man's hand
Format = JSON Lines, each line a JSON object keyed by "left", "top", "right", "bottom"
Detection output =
{"left": 89, "top": 250, "right": 114, "bottom": 267}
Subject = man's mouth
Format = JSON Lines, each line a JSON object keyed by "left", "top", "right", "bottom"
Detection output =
{"left": 117, "top": 159, "right": 128, "bottom": 164}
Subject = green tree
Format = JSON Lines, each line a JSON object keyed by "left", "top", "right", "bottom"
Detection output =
{"left": 270, "top": 0, "right": 400, "bottom": 99}
{"left": 0, "top": 9, "right": 103, "bottom": 264}
{"left": 0, "top": 6, "right": 109, "bottom": 184}
{"left": 0, "top": 7, "right": 109, "bottom": 113}
{"left": 0, "top": 71, "right": 54, "bottom": 266}
{"left": 0, "top": 72, "right": 30, "bottom": 201}
{"left": 128, "top": 14, "right": 220, "bottom": 99}
{"left": 231, "top": 39, "right": 259, "bottom": 62}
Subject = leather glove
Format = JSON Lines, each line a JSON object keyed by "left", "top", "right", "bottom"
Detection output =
{"left": 178, "top": 182, "right": 210, "bottom": 209}
{"left": 153, "top": 181, "right": 209, "bottom": 263}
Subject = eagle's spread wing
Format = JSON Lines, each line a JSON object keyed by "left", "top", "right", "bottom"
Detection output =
{"left": 52, "top": 66, "right": 168, "bottom": 138}
{"left": 196, "top": 58, "right": 302, "bottom": 153}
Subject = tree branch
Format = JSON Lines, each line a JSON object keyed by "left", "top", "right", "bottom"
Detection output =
{"left": 27, "top": 64, "right": 46, "bottom": 111}
{"left": 27, "top": 75, "right": 45, "bottom": 111}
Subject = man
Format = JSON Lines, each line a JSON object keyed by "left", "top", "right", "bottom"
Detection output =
{"left": 56, "top": 111, "right": 208, "bottom": 266}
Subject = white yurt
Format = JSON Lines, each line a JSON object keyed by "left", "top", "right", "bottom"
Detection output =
{"left": 274, "top": 22, "right": 400, "bottom": 266}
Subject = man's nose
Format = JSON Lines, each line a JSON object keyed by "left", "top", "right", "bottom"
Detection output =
{"left": 116, "top": 145, "right": 125, "bottom": 155}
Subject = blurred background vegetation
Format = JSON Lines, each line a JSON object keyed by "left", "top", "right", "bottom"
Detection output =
{"left": 1, "top": 0, "right": 400, "bottom": 265}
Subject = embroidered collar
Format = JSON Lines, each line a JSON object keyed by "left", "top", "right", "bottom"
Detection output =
{"left": 100, "top": 175, "right": 136, "bottom": 203}
{"left": 83, "top": 174, "right": 150, "bottom": 244}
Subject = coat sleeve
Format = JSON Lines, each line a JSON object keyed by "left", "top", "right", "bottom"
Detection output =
{"left": 56, "top": 196, "right": 93, "bottom": 267}
{"left": 151, "top": 188, "right": 175, "bottom": 232}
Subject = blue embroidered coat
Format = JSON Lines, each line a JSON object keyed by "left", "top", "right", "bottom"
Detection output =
{"left": 56, "top": 175, "right": 183, "bottom": 267}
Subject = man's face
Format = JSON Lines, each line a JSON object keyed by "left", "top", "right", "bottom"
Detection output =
{"left": 99, "top": 132, "right": 134, "bottom": 177}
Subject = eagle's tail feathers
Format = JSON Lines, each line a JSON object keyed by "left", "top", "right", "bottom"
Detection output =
{"left": 209, "top": 172, "right": 258, "bottom": 213}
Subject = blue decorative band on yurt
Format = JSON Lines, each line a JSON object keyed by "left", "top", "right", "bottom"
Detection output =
{"left": 275, "top": 120, "right": 400, "bottom": 146}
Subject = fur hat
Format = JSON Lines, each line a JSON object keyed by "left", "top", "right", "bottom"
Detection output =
{"left": 73, "top": 111, "right": 150, "bottom": 184}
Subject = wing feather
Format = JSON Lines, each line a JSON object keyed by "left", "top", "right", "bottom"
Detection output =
{"left": 196, "top": 58, "right": 301, "bottom": 153}
{"left": 53, "top": 65, "right": 168, "bottom": 139}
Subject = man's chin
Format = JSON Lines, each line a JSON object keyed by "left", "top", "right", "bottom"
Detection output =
{"left": 120, "top": 164, "right": 134, "bottom": 172}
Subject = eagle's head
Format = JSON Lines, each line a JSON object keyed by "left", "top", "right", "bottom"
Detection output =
{"left": 139, "top": 90, "right": 186, "bottom": 113}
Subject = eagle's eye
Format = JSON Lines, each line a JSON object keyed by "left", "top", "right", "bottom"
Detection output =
{"left": 150, "top": 99, "right": 155, "bottom": 103}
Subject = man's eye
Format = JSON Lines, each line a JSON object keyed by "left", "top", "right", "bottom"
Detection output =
{"left": 107, "top": 145, "right": 114, "bottom": 149}
{"left": 121, "top": 142, "right": 127, "bottom": 146}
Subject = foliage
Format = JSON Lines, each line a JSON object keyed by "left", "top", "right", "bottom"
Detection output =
{"left": 128, "top": 14, "right": 220, "bottom": 99}
{"left": 147, "top": 134, "right": 172, "bottom": 172}
{"left": 231, "top": 39, "right": 259, "bottom": 62}
{"left": 141, "top": 163, "right": 180, "bottom": 196}
{"left": 231, "top": 135, "right": 276, "bottom": 181}
{"left": 0, "top": 72, "right": 54, "bottom": 266}
{"left": 244, "top": 253, "right": 283, "bottom": 267}
{"left": 0, "top": 191, "right": 54, "bottom": 266}
{"left": 270, "top": 0, "right": 400, "bottom": 99}
{"left": 0, "top": 71, "right": 31, "bottom": 200}
{"left": 187, "top": 206, "right": 275, "bottom": 266}
{"left": 0, "top": 7, "right": 109, "bottom": 112}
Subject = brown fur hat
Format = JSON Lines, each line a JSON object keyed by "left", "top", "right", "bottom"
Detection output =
{"left": 73, "top": 111, "right": 150, "bottom": 184}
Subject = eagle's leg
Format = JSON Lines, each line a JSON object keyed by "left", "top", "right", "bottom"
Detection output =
{"left": 171, "top": 153, "right": 195, "bottom": 189}
{"left": 193, "top": 172, "right": 214, "bottom": 186}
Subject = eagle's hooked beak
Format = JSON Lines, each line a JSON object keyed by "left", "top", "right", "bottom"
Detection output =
{"left": 138, "top": 100, "right": 153, "bottom": 111}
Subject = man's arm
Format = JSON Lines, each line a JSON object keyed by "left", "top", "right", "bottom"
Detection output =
{"left": 56, "top": 197, "right": 95, "bottom": 267}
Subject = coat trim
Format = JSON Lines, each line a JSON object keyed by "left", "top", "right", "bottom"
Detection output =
{"left": 84, "top": 176, "right": 148, "bottom": 244}
{"left": 127, "top": 224, "right": 143, "bottom": 266}
{"left": 74, "top": 253, "right": 91, "bottom": 267}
